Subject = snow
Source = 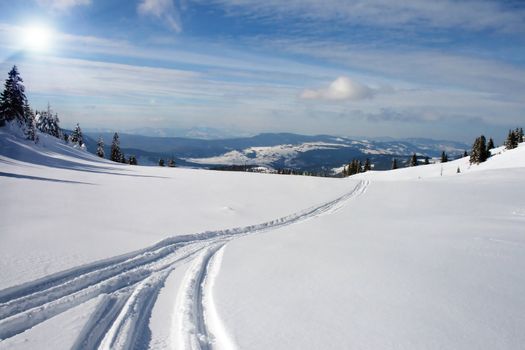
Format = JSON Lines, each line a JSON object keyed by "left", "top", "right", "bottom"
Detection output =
{"left": 185, "top": 142, "right": 348, "bottom": 166}
{"left": 1, "top": 126, "right": 524, "bottom": 349}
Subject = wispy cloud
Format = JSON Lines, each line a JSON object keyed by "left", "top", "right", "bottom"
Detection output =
{"left": 301, "top": 76, "right": 375, "bottom": 101}
{"left": 0, "top": 17, "right": 522, "bottom": 140}
{"left": 138, "top": 0, "right": 182, "bottom": 32}
{"left": 35, "top": 0, "right": 91, "bottom": 12}
{"left": 205, "top": 0, "right": 525, "bottom": 33}
{"left": 260, "top": 38, "right": 525, "bottom": 102}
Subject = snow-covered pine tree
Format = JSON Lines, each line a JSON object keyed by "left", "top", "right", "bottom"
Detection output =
{"left": 518, "top": 128, "right": 524, "bottom": 143}
{"left": 70, "top": 123, "right": 84, "bottom": 147}
{"left": 128, "top": 155, "right": 137, "bottom": 165}
{"left": 168, "top": 159, "right": 176, "bottom": 167}
{"left": 40, "top": 103, "right": 63, "bottom": 139}
{"left": 110, "top": 132, "right": 123, "bottom": 162}
{"left": 96, "top": 136, "right": 105, "bottom": 158}
{"left": 25, "top": 109, "right": 38, "bottom": 142}
{"left": 0, "top": 66, "right": 27, "bottom": 125}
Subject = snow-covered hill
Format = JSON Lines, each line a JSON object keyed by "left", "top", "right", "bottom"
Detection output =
{"left": 85, "top": 132, "right": 469, "bottom": 171}
{"left": 0, "top": 127, "right": 524, "bottom": 349}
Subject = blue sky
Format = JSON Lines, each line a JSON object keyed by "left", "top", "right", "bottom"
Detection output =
{"left": 0, "top": 0, "right": 524, "bottom": 141}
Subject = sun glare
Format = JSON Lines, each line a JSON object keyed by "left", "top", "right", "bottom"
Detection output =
{"left": 22, "top": 25, "right": 52, "bottom": 51}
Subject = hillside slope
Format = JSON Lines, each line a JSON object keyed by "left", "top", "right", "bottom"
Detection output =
{"left": 0, "top": 128, "right": 524, "bottom": 349}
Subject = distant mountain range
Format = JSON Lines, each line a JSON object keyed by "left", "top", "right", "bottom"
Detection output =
{"left": 82, "top": 132, "right": 470, "bottom": 172}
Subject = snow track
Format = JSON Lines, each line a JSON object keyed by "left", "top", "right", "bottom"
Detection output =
{"left": 0, "top": 180, "right": 369, "bottom": 349}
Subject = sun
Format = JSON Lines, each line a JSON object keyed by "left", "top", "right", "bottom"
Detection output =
{"left": 22, "top": 25, "right": 52, "bottom": 51}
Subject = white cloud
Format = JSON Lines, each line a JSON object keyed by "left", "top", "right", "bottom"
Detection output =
{"left": 262, "top": 38, "right": 525, "bottom": 101}
{"left": 35, "top": 0, "right": 91, "bottom": 11}
{"left": 138, "top": 0, "right": 182, "bottom": 32}
{"left": 301, "top": 77, "right": 374, "bottom": 101}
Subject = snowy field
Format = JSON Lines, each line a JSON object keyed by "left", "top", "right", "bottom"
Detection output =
{"left": 1, "top": 128, "right": 524, "bottom": 349}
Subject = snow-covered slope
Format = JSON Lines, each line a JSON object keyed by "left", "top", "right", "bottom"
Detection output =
{"left": 0, "top": 128, "right": 524, "bottom": 349}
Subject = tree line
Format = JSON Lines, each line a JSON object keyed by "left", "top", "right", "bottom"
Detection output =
{"left": 342, "top": 128, "right": 523, "bottom": 177}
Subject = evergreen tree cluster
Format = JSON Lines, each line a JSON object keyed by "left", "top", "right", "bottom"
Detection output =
{"left": 470, "top": 135, "right": 490, "bottom": 164}
{"left": 277, "top": 168, "right": 299, "bottom": 175}
{"left": 343, "top": 158, "right": 371, "bottom": 176}
{"left": 0, "top": 66, "right": 75, "bottom": 145}
{"left": 36, "top": 104, "right": 62, "bottom": 139}
{"left": 505, "top": 128, "right": 523, "bottom": 150}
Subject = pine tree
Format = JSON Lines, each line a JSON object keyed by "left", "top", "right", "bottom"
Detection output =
{"left": 391, "top": 158, "right": 398, "bottom": 170}
{"left": 49, "top": 113, "right": 62, "bottom": 139}
{"left": 440, "top": 151, "right": 448, "bottom": 163}
{"left": 25, "top": 111, "right": 38, "bottom": 142}
{"left": 70, "top": 123, "right": 84, "bottom": 147}
{"left": 457, "top": 167, "right": 461, "bottom": 173}
{"left": 111, "top": 132, "right": 123, "bottom": 162}
{"left": 348, "top": 161, "right": 354, "bottom": 175}
{"left": 424, "top": 156, "right": 430, "bottom": 165}
{"left": 128, "top": 155, "right": 138, "bottom": 165}
{"left": 505, "top": 129, "right": 518, "bottom": 150}
{"left": 0, "top": 66, "right": 27, "bottom": 124}
{"left": 168, "top": 159, "right": 176, "bottom": 167}
{"left": 23, "top": 101, "right": 32, "bottom": 125}
{"left": 487, "top": 137, "right": 495, "bottom": 152}
{"left": 96, "top": 137, "right": 105, "bottom": 158}
{"left": 518, "top": 128, "right": 524, "bottom": 143}
{"left": 463, "top": 150, "right": 468, "bottom": 157}
{"left": 409, "top": 153, "right": 418, "bottom": 167}
{"left": 159, "top": 159, "right": 165, "bottom": 167}
{"left": 470, "top": 135, "right": 489, "bottom": 164}
{"left": 363, "top": 158, "right": 371, "bottom": 172}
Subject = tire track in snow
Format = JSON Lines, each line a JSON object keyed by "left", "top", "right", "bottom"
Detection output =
{"left": 176, "top": 242, "right": 227, "bottom": 350}
{"left": 176, "top": 180, "right": 369, "bottom": 350}
{"left": 0, "top": 180, "right": 369, "bottom": 348}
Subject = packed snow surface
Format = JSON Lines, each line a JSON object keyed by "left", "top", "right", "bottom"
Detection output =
{"left": 0, "top": 128, "right": 524, "bottom": 349}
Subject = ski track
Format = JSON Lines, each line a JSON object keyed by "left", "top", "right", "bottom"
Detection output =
{"left": 0, "top": 180, "right": 369, "bottom": 349}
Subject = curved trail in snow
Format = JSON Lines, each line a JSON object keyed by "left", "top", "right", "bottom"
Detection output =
{"left": 0, "top": 180, "right": 369, "bottom": 349}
